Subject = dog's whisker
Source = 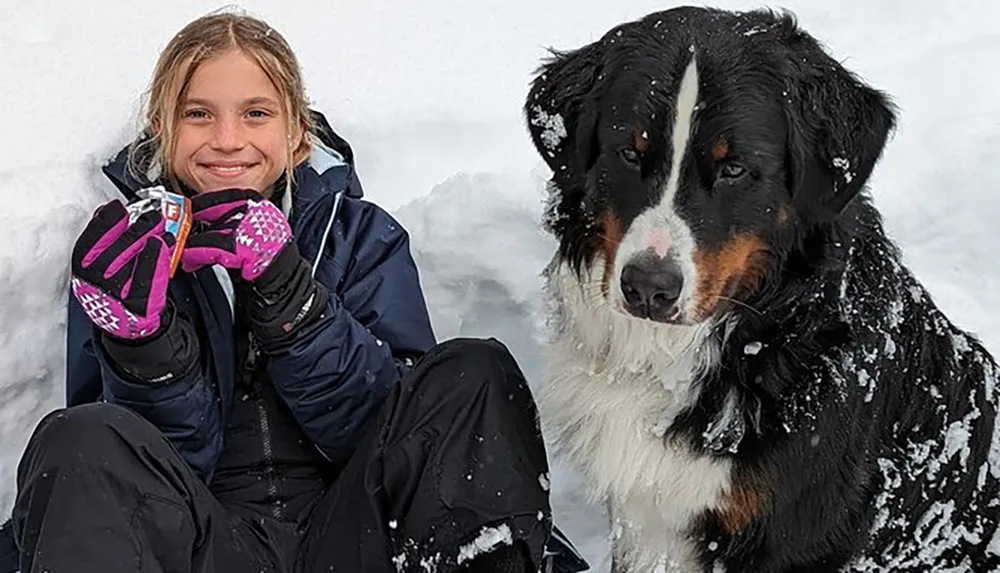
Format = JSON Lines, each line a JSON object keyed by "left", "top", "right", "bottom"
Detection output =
{"left": 714, "top": 295, "right": 762, "bottom": 316}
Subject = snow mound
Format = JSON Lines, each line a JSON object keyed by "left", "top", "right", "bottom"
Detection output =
{"left": 393, "top": 165, "right": 557, "bottom": 381}
{"left": 393, "top": 167, "right": 611, "bottom": 569}
{"left": 0, "top": 160, "right": 114, "bottom": 514}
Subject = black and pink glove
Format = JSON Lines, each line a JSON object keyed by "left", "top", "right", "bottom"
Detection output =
{"left": 180, "top": 189, "right": 292, "bottom": 281}
{"left": 70, "top": 200, "right": 175, "bottom": 340}
{"left": 181, "top": 188, "right": 328, "bottom": 352}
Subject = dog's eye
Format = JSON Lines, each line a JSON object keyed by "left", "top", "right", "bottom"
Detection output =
{"left": 718, "top": 163, "right": 747, "bottom": 180}
{"left": 620, "top": 148, "right": 641, "bottom": 167}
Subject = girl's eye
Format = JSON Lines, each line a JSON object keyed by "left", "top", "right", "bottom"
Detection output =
{"left": 247, "top": 109, "right": 272, "bottom": 119}
{"left": 184, "top": 109, "right": 209, "bottom": 119}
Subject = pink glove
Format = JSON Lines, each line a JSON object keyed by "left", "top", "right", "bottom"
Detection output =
{"left": 180, "top": 189, "right": 293, "bottom": 281}
{"left": 70, "top": 200, "right": 175, "bottom": 340}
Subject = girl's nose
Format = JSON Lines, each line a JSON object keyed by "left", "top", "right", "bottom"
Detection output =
{"left": 210, "top": 115, "right": 247, "bottom": 152}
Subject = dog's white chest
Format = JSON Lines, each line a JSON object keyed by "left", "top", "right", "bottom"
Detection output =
{"left": 540, "top": 338, "right": 732, "bottom": 572}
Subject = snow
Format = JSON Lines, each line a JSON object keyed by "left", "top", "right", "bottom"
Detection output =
{"left": 1, "top": 0, "right": 999, "bottom": 571}
{"left": 456, "top": 524, "right": 514, "bottom": 565}
{"left": 539, "top": 472, "right": 552, "bottom": 492}
{"left": 529, "top": 106, "right": 568, "bottom": 153}
{"left": 832, "top": 157, "right": 854, "bottom": 184}
{"left": 989, "top": 529, "right": 1000, "bottom": 556}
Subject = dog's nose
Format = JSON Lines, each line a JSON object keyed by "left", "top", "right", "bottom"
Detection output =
{"left": 620, "top": 251, "right": 683, "bottom": 322}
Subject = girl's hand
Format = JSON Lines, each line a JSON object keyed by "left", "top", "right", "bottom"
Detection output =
{"left": 180, "top": 188, "right": 292, "bottom": 281}
{"left": 70, "top": 200, "right": 175, "bottom": 340}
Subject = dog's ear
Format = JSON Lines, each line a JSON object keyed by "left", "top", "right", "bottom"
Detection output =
{"left": 524, "top": 44, "right": 603, "bottom": 182}
{"left": 781, "top": 24, "right": 897, "bottom": 224}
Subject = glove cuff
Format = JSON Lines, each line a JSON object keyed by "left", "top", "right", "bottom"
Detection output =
{"left": 102, "top": 302, "right": 200, "bottom": 385}
{"left": 249, "top": 243, "right": 329, "bottom": 352}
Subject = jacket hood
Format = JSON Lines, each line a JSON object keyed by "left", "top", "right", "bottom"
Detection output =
{"left": 101, "top": 109, "right": 364, "bottom": 204}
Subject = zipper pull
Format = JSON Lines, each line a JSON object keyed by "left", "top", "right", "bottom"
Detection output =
{"left": 244, "top": 332, "right": 260, "bottom": 373}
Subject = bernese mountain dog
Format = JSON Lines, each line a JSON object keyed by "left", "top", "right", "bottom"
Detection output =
{"left": 523, "top": 6, "right": 1000, "bottom": 572}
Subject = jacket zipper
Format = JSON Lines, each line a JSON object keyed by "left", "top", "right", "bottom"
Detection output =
{"left": 244, "top": 332, "right": 282, "bottom": 520}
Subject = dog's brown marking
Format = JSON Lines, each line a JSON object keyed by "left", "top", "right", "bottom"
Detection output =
{"left": 712, "top": 138, "right": 730, "bottom": 162}
{"left": 600, "top": 211, "right": 623, "bottom": 296}
{"left": 714, "top": 470, "right": 769, "bottom": 535}
{"left": 633, "top": 126, "right": 649, "bottom": 154}
{"left": 692, "top": 233, "right": 768, "bottom": 319}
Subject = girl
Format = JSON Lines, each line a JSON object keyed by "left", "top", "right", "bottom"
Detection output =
{"left": 0, "top": 11, "right": 586, "bottom": 573}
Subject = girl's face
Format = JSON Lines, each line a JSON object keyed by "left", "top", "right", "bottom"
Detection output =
{"left": 171, "top": 49, "right": 303, "bottom": 195}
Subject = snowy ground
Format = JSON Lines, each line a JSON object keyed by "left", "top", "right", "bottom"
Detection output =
{"left": 1, "top": 0, "right": 998, "bottom": 570}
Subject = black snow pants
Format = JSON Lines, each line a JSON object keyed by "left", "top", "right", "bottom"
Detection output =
{"left": 11, "top": 338, "right": 553, "bottom": 573}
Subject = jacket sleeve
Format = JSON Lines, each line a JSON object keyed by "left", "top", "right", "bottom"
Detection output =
{"left": 261, "top": 202, "right": 436, "bottom": 465}
{"left": 65, "top": 293, "right": 223, "bottom": 481}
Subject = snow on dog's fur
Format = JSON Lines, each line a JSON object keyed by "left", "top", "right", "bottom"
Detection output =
{"left": 525, "top": 6, "right": 1000, "bottom": 572}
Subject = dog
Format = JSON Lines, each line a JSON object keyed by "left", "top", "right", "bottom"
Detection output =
{"left": 523, "top": 6, "right": 1000, "bottom": 572}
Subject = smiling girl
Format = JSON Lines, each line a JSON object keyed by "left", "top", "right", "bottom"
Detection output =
{"left": 0, "top": 10, "right": 585, "bottom": 573}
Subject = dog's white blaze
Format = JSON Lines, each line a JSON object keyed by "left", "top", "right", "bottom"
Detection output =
{"left": 539, "top": 256, "right": 731, "bottom": 572}
{"left": 612, "top": 56, "right": 701, "bottom": 322}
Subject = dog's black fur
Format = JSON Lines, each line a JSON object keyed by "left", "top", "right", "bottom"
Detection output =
{"left": 524, "top": 6, "right": 1000, "bottom": 572}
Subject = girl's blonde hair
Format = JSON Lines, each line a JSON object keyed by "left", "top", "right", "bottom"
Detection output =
{"left": 129, "top": 9, "right": 316, "bottom": 196}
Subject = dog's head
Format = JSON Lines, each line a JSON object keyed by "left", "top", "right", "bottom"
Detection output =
{"left": 525, "top": 7, "right": 896, "bottom": 326}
